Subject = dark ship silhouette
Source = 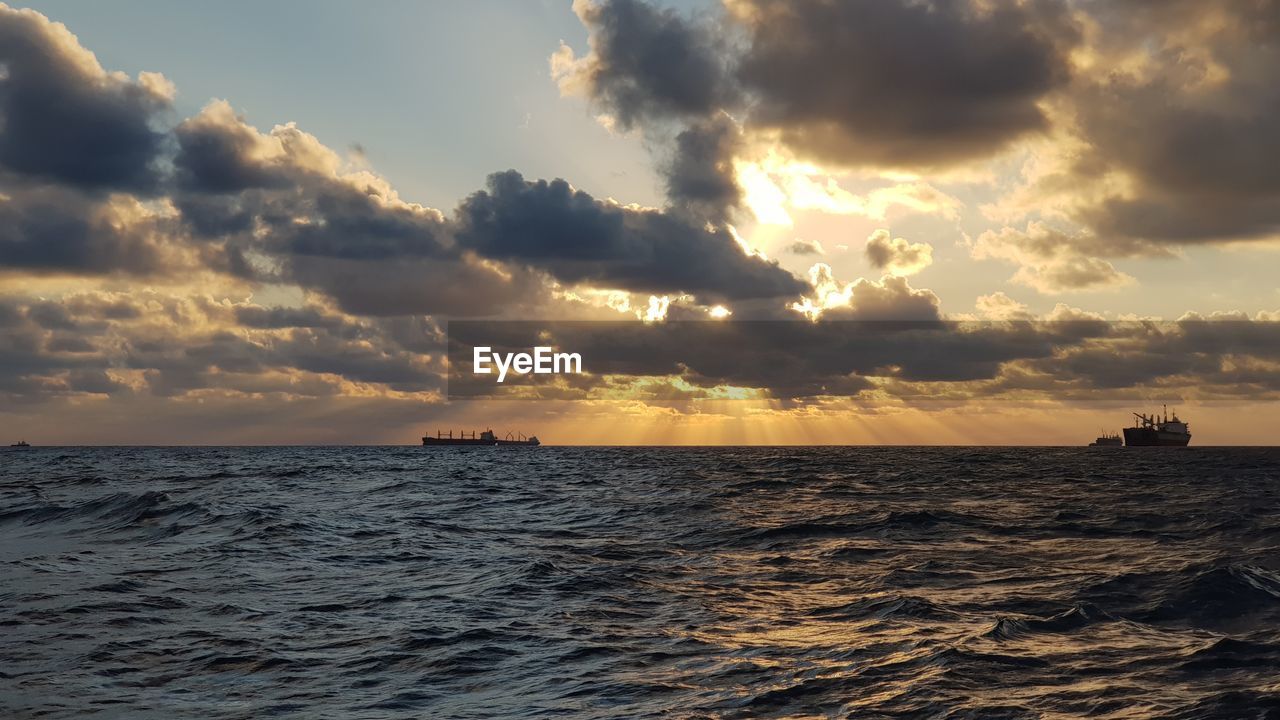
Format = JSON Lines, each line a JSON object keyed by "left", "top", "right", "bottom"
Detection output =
{"left": 422, "top": 429, "right": 540, "bottom": 446}
{"left": 1089, "top": 431, "right": 1123, "bottom": 447}
{"left": 1122, "top": 406, "right": 1191, "bottom": 447}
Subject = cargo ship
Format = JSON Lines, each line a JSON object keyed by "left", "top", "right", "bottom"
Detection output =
{"left": 1122, "top": 406, "right": 1190, "bottom": 447}
{"left": 1089, "top": 431, "right": 1123, "bottom": 447}
{"left": 422, "top": 429, "right": 540, "bottom": 446}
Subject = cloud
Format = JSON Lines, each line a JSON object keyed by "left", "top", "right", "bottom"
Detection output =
{"left": 830, "top": 275, "right": 942, "bottom": 322}
{"left": 233, "top": 304, "right": 347, "bottom": 330}
{"left": 0, "top": 186, "right": 185, "bottom": 276}
{"left": 453, "top": 170, "right": 806, "bottom": 303}
{"left": 0, "top": 6, "right": 189, "bottom": 279}
{"left": 863, "top": 229, "right": 933, "bottom": 276}
{"left": 170, "top": 101, "right": 801, "bottom": 315}
{"left": 8, "top": 286, "right": 1280, "bottom": 424}
{"left": 793, "top": 264, "right": 942, "bottom": 321}
{"left": 551, "top": 0, "right": 738, "bottom": 130}
{"left": 662, "top": 113, "right": 744, "bottom": 223}
{"left": 559, "top": 0, "right": 1077, "bottom": 170}
{"left": 556, "top": 0, "right": 1280, "bottom": 266}
{"left": 0, "top": 4, "right": 170, "bottom": 192}
{"left": 173, "top": 100, "right": 301, "bottom": 193}
{"left": 1075, "top": 80, "right": 1280, "bottom": 245}
{"left": 970, "top": 223, "right": 1135, "bottom": 293}
{"left": 451, "top": 315, "right": 1204, "bottom": 401}
{"left": 787, "top": 238, "right": 824, "bottom": 256}
{"left": 284, "top": 255, "right": 539, "bottom": 318}
{"left": 1011, "top": 255, "right": 1135, "bottom": 295}
{"left": 975, "top": 292, "right": 1032, "bottom": 321}
{"left": 8, "top": 0, "right": 1280, "bottom": 436}
{"left": 168, "top": 102, "right": 540, "bottom": 316}
{"left": 984, "top": 0, "right": 1280, "bottom": 255}
{"left": 734, "top": 0, "right": 1078, "bottom": 168}
{"left": 0, "top": 292, "right": 448, "bottom": 403}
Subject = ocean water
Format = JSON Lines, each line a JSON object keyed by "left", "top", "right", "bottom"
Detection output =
{"left": 3, "top": 447, "right": 1280, "bottom": 719}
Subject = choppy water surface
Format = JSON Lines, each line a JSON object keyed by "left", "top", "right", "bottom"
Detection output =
{"left": 4, "top": 447, "right": 1280, "bottom": 718}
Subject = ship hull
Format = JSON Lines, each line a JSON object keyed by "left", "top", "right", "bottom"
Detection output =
{"left": 422, "top": 438, "right": 540, "bottom": 446}
{"left": 1122, "top": 428, "right": 1190, "bottom": 447}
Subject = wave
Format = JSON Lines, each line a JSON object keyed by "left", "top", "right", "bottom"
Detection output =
{"left": 5, "top": 446, "right": 1280, "bottom": 717}
{"left": 1084, "top": 562, "right": 1280, "bottom": 629}
{"left": 984, "top": 603, "right": 1115, "bottom": 640}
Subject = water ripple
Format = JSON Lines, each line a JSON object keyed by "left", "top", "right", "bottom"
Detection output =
{"left": 3, "top": 446, "right": 1280, "bottom": 717}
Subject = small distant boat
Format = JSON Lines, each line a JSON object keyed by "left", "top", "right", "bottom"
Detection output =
{"left": 1089, "top": 431, "right": 1122, "bottom": 447}
{"left": 422, "top": 429, "right": 540, "bottom": 446}
{"left": 10, "top": 440, "right": 31, "bottom": 447}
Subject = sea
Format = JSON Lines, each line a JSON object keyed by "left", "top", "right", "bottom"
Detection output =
{"left": 3, "top": 446, "right": 1280, "bottom": 719}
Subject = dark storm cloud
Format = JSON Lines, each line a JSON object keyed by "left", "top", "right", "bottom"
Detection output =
{"left": 0, "top": 292, "right": 449, "bottom": 402}
{"left": 373, "top": 315, "right": 447, "bottom": 355}
{"left": 170, "top": 118, "right": 790, "bottom": 314}
{"left": 276, "top": 187, "right": 455, "bottom": 261}
{"left": 0, "top": 5, "right": 169, "bottom": 192}
{"left": 562, "top": 0, "right": 1280, "bottom": 250}
{"left": 563, "top": 0, "right": 1076, "bottom": 168}
{"left": 269, "top": 330, "right": 441, "bottom": 392}
{"left": 0, "top": 187, "right": 175, "bottom": 276}
{"left": 25, "top": 300, "right": 80, "bottom": 330}
{"left": 0, "top": 287, "right": 458, "bottom": 405}
{"left": 62, "top": 294, "right": 143, "bottom": 321}
{"left": 149, "top": 322, "right": 441, "bottom": 395}
{"left": 663, "top": 114, "right": 744, "bottom": 223}
{"left": 1002, "top": 320, "right": 1280, "bottom": 395}
{"left": 558, "top": 0, "right": 738, "bottom": 129}
{"left": 172, "top": 195, "right": 257, "bottom": 240}
{"left": 735, "top": 0, "right": 1077, "bottom": 167}
{"left": 169, "top": 103, "right": 454, "bottom": 262}
{"left": 998, "top": 0, "right": 1280, "bottom": 250}
{"left": 283, "top": 255, "right": 540, "bottom": 317}
{"left": 0, "top": 7, "right": 185, "bottom": 279}
{"left": 182, "top": 176, "right": 458, "bottom": 264}
{"left": 1075, "top": 84, "right": 1280, "bottom": 245}
{"left": 45, "top": 335, "right": 96, "bottom": 353}
{"left": 562, "top": 0, "right": 1280, "bottom": 253}
{"left": 0, "top": 298, "right": 22, "bottom": 327}
{"left": 454, "top": 170, "right": 806, "bottom": 302}
{"left": 0, "top": 300, "right": 113, "bottom": 398}
{"left": 173, "top": 105, "right": 292, "bottom": 193}
{"left": 0, "top": 6, "right": 797, "bottom": 310}
{"left": 1082, "top": 0, "right": 1280, "bottom": 47}
{"left": 133, "top": 326, "right": 441, "bottom": 395}
{"left": 167, "top": 104, "right": 540, "bottom": 316}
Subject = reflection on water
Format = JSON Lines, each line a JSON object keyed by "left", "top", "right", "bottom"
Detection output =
{"left": 3, "top": 446, "right": 1280, "bottom": 718}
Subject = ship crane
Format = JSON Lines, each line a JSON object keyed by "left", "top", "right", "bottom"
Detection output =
{"left": 423, "top": 428, "right": 540, "bottom": 446}
{"left": 1123, "top": 405, "right": 1191, "bottom": 446}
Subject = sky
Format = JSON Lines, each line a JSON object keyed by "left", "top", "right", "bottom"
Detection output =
{"left": 2, "top": 0, "right": 1279, "bottom": 444}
